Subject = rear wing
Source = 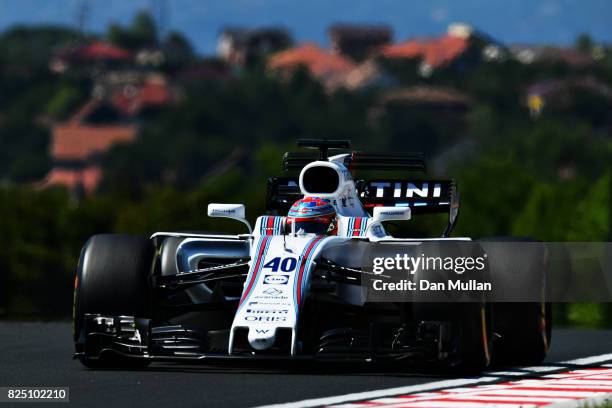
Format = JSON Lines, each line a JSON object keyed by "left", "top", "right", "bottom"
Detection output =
{"left": 283, "top": 152, "right": 426, "bottom": 173}
{"left": 360, "top": 179, "right": 455, "bottom": 213}
{"left": 266, "top": 177, "right": 457, "bottom": 215}
{"left": 361, "top": 179, "right": 459, "bottom": 237}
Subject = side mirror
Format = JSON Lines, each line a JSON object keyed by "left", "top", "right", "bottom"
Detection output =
{"left": 372, "top": 206, "right": 411, "bottom": 223}
{"left": 207, "top": 203, "right": 252, "bottom": 234}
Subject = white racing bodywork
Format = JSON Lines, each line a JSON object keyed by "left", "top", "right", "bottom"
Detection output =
{"left": 216, "top": 156, "right": 470, "bottom": 354}
{"left": 229, "top": 234, "right": 342, "bottom": 355}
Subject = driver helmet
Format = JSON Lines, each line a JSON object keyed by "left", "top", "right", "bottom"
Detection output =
{"left": 287, "top": 197, "right": 337, "bottom": 235}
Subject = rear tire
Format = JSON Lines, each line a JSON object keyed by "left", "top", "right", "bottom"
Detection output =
{"left": 73, "top": 234, "right": 153, "bottom": 368}
{"left": 479, "top": 237, "right": 551, "bottom": 366}
{"left": 493, "top": 302, "right": 552, "bottom": 366}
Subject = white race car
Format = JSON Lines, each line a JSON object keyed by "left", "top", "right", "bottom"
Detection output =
{"left": 73, "top": 140, "right": 551, "bottom": 371}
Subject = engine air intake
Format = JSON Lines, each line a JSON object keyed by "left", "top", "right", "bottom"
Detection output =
{"left": 302, "top": 166, "right": 339, "bottom": 194}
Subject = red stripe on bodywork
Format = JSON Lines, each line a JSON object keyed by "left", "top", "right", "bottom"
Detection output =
{"left": 266, "top": 216, "right": 275, "bottom": 235}
{"left": 239, "top": 236, "right": 269, "bottom": 306}
{"left": 296, "top": 237, "right": 322, "bottom": 306}
{"left": 352, "top": 218, "right": 362, "bottom": 236}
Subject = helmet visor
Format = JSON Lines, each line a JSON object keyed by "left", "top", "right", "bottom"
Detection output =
{"left": 293, "top": 221, "right": 330, "bottom": 235}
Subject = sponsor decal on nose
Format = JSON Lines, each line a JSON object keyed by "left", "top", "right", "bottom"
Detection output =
{"left": 263, "top": 274, "right": 289, "bottom": 285}
{"left": 247, "top": 327, "right": 276, "bottom": 350}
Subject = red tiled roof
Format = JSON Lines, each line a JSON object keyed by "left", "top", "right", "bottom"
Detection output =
{"left": 42, "top": 103, "right": 138, "bottom": 193}
{"left": 111, "top": 79, "right": 174, "bottom": 115}
{"left": 51, "top": 123, "right": 136, "bottom": 161}
{"left": 268, "top": 43, "right": 356, "bottom": 77}
{"left": 379, "top": 34, "right": 469, "bottom": 68}
{"left": 380, "top": 40, "right": 423, "bottom": 59}
{"left": 41, "top": 166, "right": 102, "bottom": 195}
{"left": 73, "top": 42, "right": 132, "bottom": 60}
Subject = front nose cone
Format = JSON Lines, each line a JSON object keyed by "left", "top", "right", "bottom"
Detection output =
{"left": 248, "top": 327, "right": 276, "bottom": 350}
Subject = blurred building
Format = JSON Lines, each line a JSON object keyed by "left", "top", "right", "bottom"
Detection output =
{"left": 51, "top": 39, "right": 193, "bottom": 75}
{"left": 327, "top": 24, "right": 393, "bottom": 60}
{"left": 510, "top": 45, "right": 593, "bottom": 68}
{"left": 134, "top": 48, "right": 166, "bottom": 68}
{"left": 369, "top": 85, "right": 472, "bottom": 124}
{"left": 342, "top": 59, "right": 398, "bottom": 91}
{"left": 267, "top": 43, "right": 356, "bottom": 91}
{"left": 175, "top": 58, "right": 233, "bottom": 83}
{"left": 49, "top": 42, "right": 133, "bottom": 73}
{"left": 93, "top": 72, "right": 179, "bottom": 117}
{"left": 41, "top": 73, "right": 179, "bottom": 195}
{"left": 40, "top": 101, "right": 136, "bottom": 195}
{"left": 378, "top": 23, "right": 505, "bottom": 76}
{"left": 525, "top": 76, "right": 612, "bottom": 119}
{"left": 217, "top": 27, "right": 292, "bottom": 68}
{"left": 267, "top": 23, "right": 507, "bottom": 90}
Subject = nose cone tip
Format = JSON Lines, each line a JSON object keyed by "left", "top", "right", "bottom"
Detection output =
{"left": 248, "top": 328, "right": 276, "bottom": 350}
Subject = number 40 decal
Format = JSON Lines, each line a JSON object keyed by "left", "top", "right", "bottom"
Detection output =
{"left": 263, "top": 257, "right": 297, "bottom": 272}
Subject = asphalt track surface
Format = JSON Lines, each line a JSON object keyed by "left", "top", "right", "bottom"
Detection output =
{"left": 1, "top": 322, "right": 612, "bottom": 408}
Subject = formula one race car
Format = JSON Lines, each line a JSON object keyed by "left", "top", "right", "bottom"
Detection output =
{"left": 73, "top": 140, "right": 551, "bottom": 371}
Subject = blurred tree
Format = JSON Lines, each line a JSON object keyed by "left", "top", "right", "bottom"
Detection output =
{"left": 162, "top": 31, "right": 194, "bottom": 67}
{"left": 511, "top": 181, "right": 587, "bottom": 240}
{"left": 0, "top": 188, "right": 79, "bottom": 316}
{"left": 453, "top": 157, "right": 535, "bottom": 237}
{"left": 44, "top": 85, "right": 86, "bottom": 120}
{"left": 576, "top": 33, "right": 594, "bottom": 53}
{"left": 0, "top": 120, "right": 50, "bottom": 182}
{"left": 0, "top": 26, "right": 78, "bottom": 69}
{"left": 107, "top": 11, "right": 158, "bottom": 49}
{"left": 377, "top": 105, "right": 453, "bottom": 156}
{"left": 568, "top": 172, "right": 610, "bottom": 241}
{"left": 131, "top": 11, "right": 158, "bottom": 47}
{"left": 506, "top": 120, "right": 609, "bottom": 181}
{"left": 564, "top": 89, "right": 612, "bottom": 128}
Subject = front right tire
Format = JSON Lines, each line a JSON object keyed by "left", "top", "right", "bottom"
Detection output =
{"left": 411, "top": 241, "right": 493, "bottom": 372}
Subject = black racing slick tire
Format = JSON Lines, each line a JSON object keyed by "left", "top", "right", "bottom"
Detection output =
{"left": 411, "top": 241, "right": 493, "bottom": 373}
{"left": 73, "top": 234, "right": 153, "bottom": 368}
{"left": 455, "top": 302, "right": 493, "bottom": 373}
{"left": 411, "top": 301, "right": 493, "bottom": 373}
{"left": 478, "top": 237, "right": 552, "bottom": 366}
{"left": 493, "top": 302, "right": 552, "bottom": 366}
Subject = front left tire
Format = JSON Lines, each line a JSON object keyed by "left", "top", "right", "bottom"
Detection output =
{"left": 73, "top": 234, "right": 153, "bottom": 368}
